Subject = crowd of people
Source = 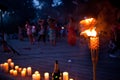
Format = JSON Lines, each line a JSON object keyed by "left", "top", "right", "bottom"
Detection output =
{"left": 0, "top": 16, "right": 79, "bottom": 53}
{"left": 17, "top": 17, "right": 78, "bottom": 46}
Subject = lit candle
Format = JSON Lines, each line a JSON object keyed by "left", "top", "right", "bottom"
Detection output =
{"left": 32, "top": 71, "right": 41, "bottom": 80}
{"left": 27, "top": 67, "right": 32, "bottom": 76}
{"left": 21, "top": 70, "right": 26, "bottom": 77}
{"left": 63, "top": 72, "right": 69, "bottom": 80}
{"left": 34, "top": 71, "right": 39, "bottom": 74}
{"left": 32, "top": 74, "right": 36, "bottom": 80}
{"left": 7, "top": 58, "right": 12, "bottom": 64}
{"left": 23, "top": 68, "right": 26, "bottom": 71}
{"left": 13, "top": 70, "right": 17, "bottom": 76}
{"left": 15, "top": 65, "right": 19, "bottom": 71}
{"left": 36, "top": 73, "right": 40, "bottom": 80}
{"left": 3, "top": 62, "right": 9, "bottom": 72}
{"left": 32, "top": 73, "right": 41, "bottom": 80}
{"left": 44, "top": 72, "right": 49, "bottom": 80}
{"left": 10, "top": 62, "right": 14, "bottom": 69}
{"left": 18, "top": 68, "right": 22, "bottom": 73}
{"left": 69, "top": 78, "right": 73, "bottom": 80}
{"left": 10, "top": 69, "right": 14, "bottom": 75}
{"left": 0, "top": 64, "right": 3, "bottom": 70}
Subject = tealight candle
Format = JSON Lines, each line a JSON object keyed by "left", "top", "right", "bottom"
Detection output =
{"left": 27, "top": 67, "right": 32, "bottom": 76}
{"left": 63, "top": 72, "right": 69, "bottom": 80}
{"left": 13, "top": 70, "right": 17, "bottom": 76}
{"left": 44, "top": 72, "right": 49, "bottom": 80}
{"left": 10, "top": 62, "right": 14, "bottom": 69}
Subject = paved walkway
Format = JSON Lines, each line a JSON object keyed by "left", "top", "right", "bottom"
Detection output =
{"left": 0, "top": 38, "right": 120, "bottom": 80}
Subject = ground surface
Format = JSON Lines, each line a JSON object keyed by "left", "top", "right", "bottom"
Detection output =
{"left": 0, "top": 37, "right": 120, "bottom": 80}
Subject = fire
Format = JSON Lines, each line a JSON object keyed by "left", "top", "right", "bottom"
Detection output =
{"left": 80, "top": 18, "right": 96, "bottom": 29}
{"left": 80, "top": 18, "right": 97, "bottom": 37}
{"left": 81, "top": 28, "right": 97, "bottom": 37}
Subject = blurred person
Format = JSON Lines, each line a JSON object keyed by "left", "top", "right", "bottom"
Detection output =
{"left": 67, "top": 17, "right": 77, "bottom": 46}
{"left": 25, "top": 21, "right": 34, "bottom": 45}
{"left": 47, "top": 18, "right": 57, "bottom": 46}
{"left": 37, "top": 19, "right": 46, "bottom": 45}
{"left": 31, "top": 23, "right": 37, "bottom": 42}
{"left": 18, "top": 25, "right": 24, "bottom": 41}
{"left": 109, "top": 23, "right": 120, "bottom": 58}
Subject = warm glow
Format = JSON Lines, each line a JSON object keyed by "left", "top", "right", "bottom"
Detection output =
{"left": 63, "top": 72, "right": 69, "bottom": 80}
{"left": 27, "top": 67, "right": 32, "bottom": 76}
{"left": 44, "top": 72, "right": 49, "bottom": 80}
{"left": 81, "top": 28, "right": 97, "bottom": 37}
{"left": 80, "top": 18, "right": 96, "bottom": 28}
{"left": 80, "top": 18, "right": 97, "bottom": 37}
{"left": 7, "top": 59, "right": 12, "bottom": 64}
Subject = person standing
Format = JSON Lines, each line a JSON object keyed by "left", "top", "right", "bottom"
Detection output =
{"left": 25, "top": 21, "right": 34, "bottom": 45}
{"left": 109, "top": 23, "right": 120, "bottom": 57}
{"left": 47, "top": 18, "right": 57, "bottom": 46}
{"left": 67, "top": 17, "right": 77, "bottom": 46}
{"left": 37, "top": 19, "right": 46, "bottom": 45}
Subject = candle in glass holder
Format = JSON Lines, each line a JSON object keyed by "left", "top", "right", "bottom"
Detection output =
{"left": 7, "top": 59, "right": 12, "bottom": 64}
{"left": 44, "top": 72, "right": 49, "bottom": 80}
{"left": 3, "top": 62, "right": 9, "bottom": 72}
{"left": 13, "top": 70, "right": 17, "bottom": 76}
{"left": 10, "top": 69, "right": 14, "bottom": 75}
{"left": 10, "top": 62, "right": 14, "bottom": 69}
{"left": 27, "top": 67, "right": 32, "bottom": 76}
{"left": 63, "top": 72, "right": 69, "bottom": 80}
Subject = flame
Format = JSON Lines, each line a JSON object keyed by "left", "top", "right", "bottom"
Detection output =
{"left": 80, "top": 18, "right": 96, "bottom": 28}
{"left": 80, "top": 18, "right": 97, "bottom": 37}
{"left": 81, "top": 28, "right": 97, "bottom": 37}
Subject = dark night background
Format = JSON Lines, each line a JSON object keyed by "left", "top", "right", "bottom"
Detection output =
{"left": 0, "top": 0, "right": 120, "bottom": 33}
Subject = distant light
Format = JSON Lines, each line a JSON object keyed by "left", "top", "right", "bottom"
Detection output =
{"left": 52, "top": 0, "right": 63, "bottom": 7}
{"left": 32, "top": 0, "right": 45, "bottom": 10}
{"left": 61, "top": 26, "right": 64, "bottom": 29}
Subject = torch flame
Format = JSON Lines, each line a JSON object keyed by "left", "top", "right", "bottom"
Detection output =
{"left": 80, "top": 18, "right": 97, "bottom": 37}
{"left": 81, "top": 28, "right": 97, "bottom": 37}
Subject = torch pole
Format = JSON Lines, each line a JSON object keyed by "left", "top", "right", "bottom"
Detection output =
{"left": 90, "top": 37, "right": 99, "bottom": 80}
